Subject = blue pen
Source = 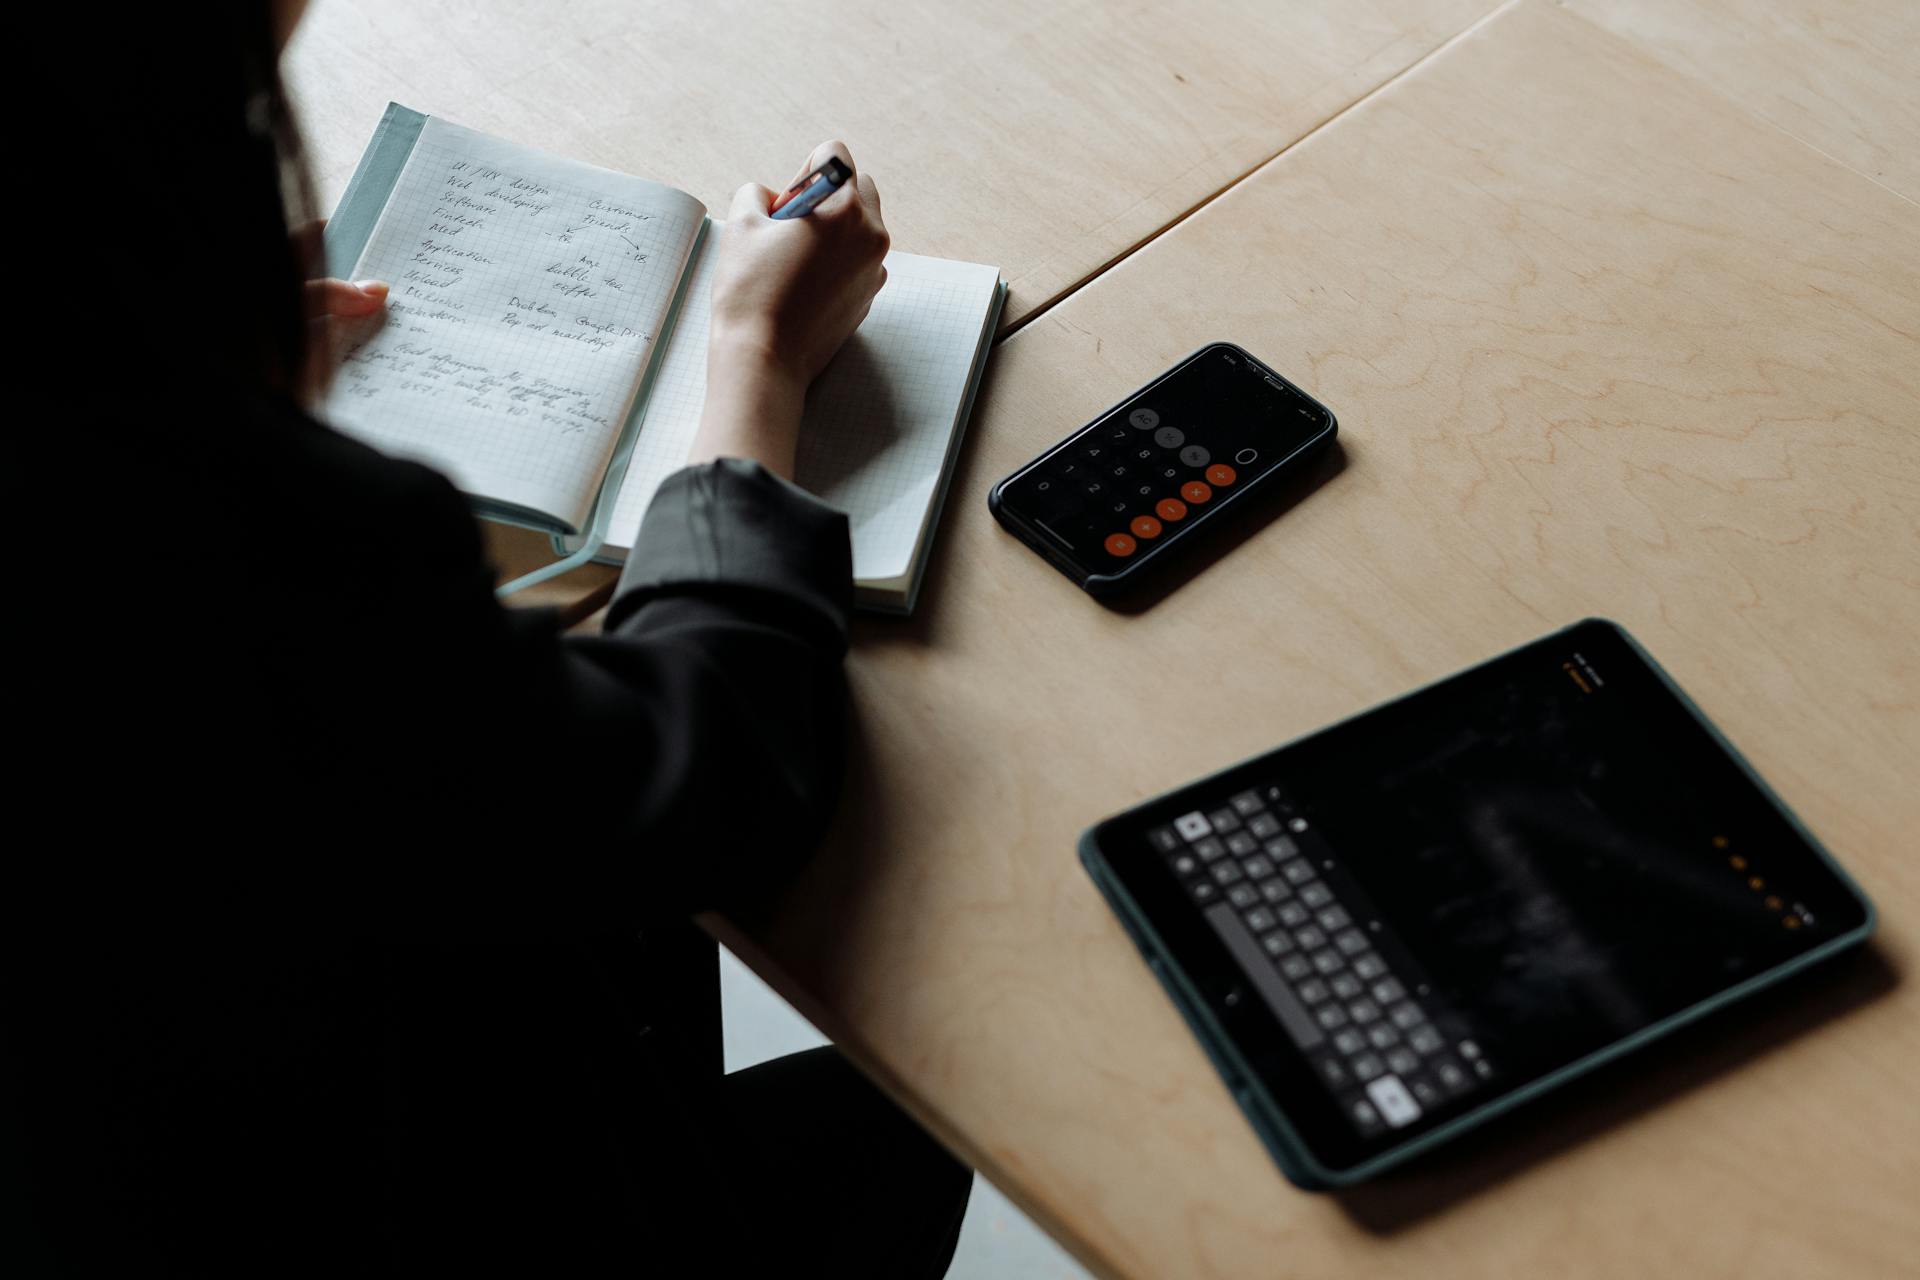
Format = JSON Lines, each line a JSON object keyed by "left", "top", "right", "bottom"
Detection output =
{"left": 769, "top": 156, "right": 852, "bottom": 219}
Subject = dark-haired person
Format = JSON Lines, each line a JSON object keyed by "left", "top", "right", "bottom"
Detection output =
{"left": 14, "top": 3, "right": 971, "bottom": 1275}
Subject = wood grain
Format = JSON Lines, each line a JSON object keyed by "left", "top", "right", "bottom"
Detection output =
{"left": 281, "top": 0, "right": 1493, "bottom": 330}
{"left": 1564, "top": 0, "right": 1920, "bottom": 202}
{"left": 728, "top": 2, "right": 1920, "bottom": 1276}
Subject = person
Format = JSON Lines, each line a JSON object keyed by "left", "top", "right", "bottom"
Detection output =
{"left": 13, "top": 3, "right": 970, "bottom": 1275}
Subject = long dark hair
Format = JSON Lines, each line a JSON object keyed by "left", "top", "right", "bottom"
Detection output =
{"left": 78, "top": 5, "right": 315, "bottom": 394}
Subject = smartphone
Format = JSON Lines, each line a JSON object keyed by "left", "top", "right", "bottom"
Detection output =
{"left": 989, "top": 343, "right": 1337, "bottom": 596}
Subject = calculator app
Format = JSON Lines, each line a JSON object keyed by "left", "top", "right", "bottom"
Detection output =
{"left": 997, "top": 346, "right": 1330, "bottom": 567}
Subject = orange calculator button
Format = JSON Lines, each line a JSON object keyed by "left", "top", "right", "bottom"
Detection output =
{"left": 1104, "top": 533, "right": 1137, "bottom": 557}
{"left": 1181, "top": 480, "right": 1213, "bottom": 504}
{"left": 1206, "top": 463, "right": 1237, "bottom": 487}
{"left": 1156, "top": 498, "right": 1188, "bottom": 521}
{"left": 1130, "top": 515, "right": 1163, "bottom": 539}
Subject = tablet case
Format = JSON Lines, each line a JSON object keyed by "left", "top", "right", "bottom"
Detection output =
{"left": 1080, "top": 617, "right": 1877, "bottom": 1189}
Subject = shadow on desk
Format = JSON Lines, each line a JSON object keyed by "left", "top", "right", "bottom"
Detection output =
{"left": 1334, "top": 943, "right": 1899, "bottom": 1235}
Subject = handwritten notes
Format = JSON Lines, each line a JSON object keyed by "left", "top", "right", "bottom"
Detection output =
{"left": 322, "top": 118, "right": 704, "bottom": 531}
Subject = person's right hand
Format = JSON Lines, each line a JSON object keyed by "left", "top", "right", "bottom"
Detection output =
{"left": 685, "top": 141, "right": 889, "bottom": 481}
{"left": 707, "top": 140, "right": 890, "bottom": 389}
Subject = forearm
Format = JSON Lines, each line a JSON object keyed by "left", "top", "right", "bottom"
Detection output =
{"left": 684, "top": 338, "right": 807, "bottom": 480}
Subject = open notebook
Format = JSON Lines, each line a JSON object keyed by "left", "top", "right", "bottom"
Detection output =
{"left": 322, "top": 105, "right": 1005, "bottom": 613}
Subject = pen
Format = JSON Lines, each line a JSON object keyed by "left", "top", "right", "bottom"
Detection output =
{"left": 769, "top": 156, "right": 852, "bottom": 219}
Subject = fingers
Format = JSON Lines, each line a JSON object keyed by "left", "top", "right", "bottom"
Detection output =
{"left": 778, "top": 140, "right": 861, "bottom": 217}
{"left": 305, "top": 278, "right": 388, "bottom": 318}
{"left": 855, "top": 171, "right": 883, "bottom": 224}
{"left": 730, "top": 182, "right": 777, "bottom": 222}
{"left": 790, "top": 138, "right": 854, "bottom": 190}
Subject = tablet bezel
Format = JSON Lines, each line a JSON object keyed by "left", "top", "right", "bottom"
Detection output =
{"left": 1082, "top": 618, "right": 1876, "bottom": 1186}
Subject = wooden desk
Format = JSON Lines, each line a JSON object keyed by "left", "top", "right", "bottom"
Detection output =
{"left": 284, "top": 0, "right": 1491, "bottom": 604}
{"left": 714, "top": 2, "right": 1920, "bottom": 1276}
{"left": 283, "top": 0, "right": 1487, "bottom": 330}
{"left": 1566, "top": 0, "right": 1920, "bottom": 202}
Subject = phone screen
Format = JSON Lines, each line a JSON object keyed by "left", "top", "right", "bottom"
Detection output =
{"left": 994, "top": 345, "right": 1333, "bottom": 573}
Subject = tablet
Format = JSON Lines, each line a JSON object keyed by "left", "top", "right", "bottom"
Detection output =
{"left": 1080, "top": 619, "right": 1874, "bottom": 1189}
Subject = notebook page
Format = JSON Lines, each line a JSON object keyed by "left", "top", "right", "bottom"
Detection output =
{"left": 606, "top": 246, "right": 1001, "bottom": 581}
{"left": 321, "top": 117, "right": 706, "bottom": 531}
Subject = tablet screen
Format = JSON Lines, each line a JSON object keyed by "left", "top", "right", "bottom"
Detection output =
{"left": 1102, "top": 620, "right": 1871, "bottom": 1173}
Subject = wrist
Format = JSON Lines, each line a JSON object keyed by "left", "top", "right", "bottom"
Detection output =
{"left": 707, "top": 326, "right": 811, "bottom": 399}
{"left": 687, "top": 336, "right": 809, "bottom": 479}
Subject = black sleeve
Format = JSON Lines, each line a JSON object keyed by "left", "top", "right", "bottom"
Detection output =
{"left": 265, "top": 448, "right": 856, "bottom": 932}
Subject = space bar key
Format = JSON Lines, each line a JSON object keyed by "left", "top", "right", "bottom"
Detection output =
{"left": 1202, "top": 902, "right": 1325, "bottom": 1051}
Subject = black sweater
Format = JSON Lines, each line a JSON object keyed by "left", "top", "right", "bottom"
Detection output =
{"left": 14, "top": 389, "right": 855, "bottom": 1272}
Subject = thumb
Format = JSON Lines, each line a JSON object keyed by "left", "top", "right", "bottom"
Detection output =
{"left": 306, "top": 278, "right": 388, "bottom": 318}
{"left": 729, "top": 182, "right": 776, "bottom": 222}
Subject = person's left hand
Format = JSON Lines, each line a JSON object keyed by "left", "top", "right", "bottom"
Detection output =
{"left": 294, "top": 219, "right": 388, "bottom": 323}
{"left": 305, "top": 276, "right": 389, "bottom": 319}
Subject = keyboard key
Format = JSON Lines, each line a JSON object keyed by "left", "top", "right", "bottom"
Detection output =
{"left": 1332, "top": 1028, "right": 1366, "bottom": 1055}
{"left": 1386, "top": 1047, "right": 1420, "bottom": 1075}
{"left": 1367, "top": 1024, "right": 1399, "bottom": 1050}
{"left": 1349, "top": 999, "right": 1382, "bottom": 1024}
{"left": 1263, "top": 835, "right": 1301, "bottom": 860}
{"left": 1297, "top": 979, "right": 1330, "bottom": 1004}
{"left": 1226, "top": 883, "right": 1259, "bottom": 909}
{"left": 1173, "top": 811, "right": 1211, "bottom": 840}
{"left": 1210, "top": 861, "right": 1244, "bottom": 885}
{"left": 1281, "top": 860, "right": 1315, "bottom": 886}
{"left": 1248, "top": 813, "right": 1282, "bottom": 838}
{"left": 1279, "top": 954, "right": 1314, "bottom": 982}
{"left": 1148, "top": 826, "right": 1181, "bottom": 853}
{"left": 1348, "top": 1097, "right": 1385, "bottom": 1137}
{"left": 1434, "top": 1058, "right": 1471, "bottom": 1094}
{"left": 1365, "top": 1075, "right": 1423, "bottom": 1127}
{"left": 1311, "top": 949, "right": 1345, "bottom": 976}
{"left": 1277, "top": 902, "right": 1310, "bottom": 928}
{"left": 1193, "top": 837, "right": 1227, "bottom": 862}
{"left": 1317, "top": 1056, "right": 1349, "bottom": 1088}
{"left": 1229, "top": 790, "right": 1263, "bottom": 816}
{"left": 1315, "top": 1004, "right": 1350, "bottom": 1030}
{"left": 1294, "top": 926, "right": 1327, "bottom": 951}
{"left": 1299, "top": 882, "right": 1334, "bottom": 909}
{"left": 1334, "top": 929, "right": 1369, "bottom": 956}
{"left": 1408, "top": 1076, "right": 1441, "bottom": 1108}
{"left": 1207, "top": 807, "right": 1241, "bottom": 832}
{"left": 1371, "top": 978, "right": 1406, "bottom": 1004}
{"left": 1352, "top": 953, "right": 1388, "bottom": 981}
{"left": 1329, "top": 973, "right": 1363, "bottom": 1000}
{"left": 1191, "top": 882, "right": 1218, "bottom": 904}
{"left": 1458, "top": 1040, "right": 1482, "bottom": 1061}
{"left": 1352, "top": 1053, "right": 1384, "bottom": 1082}
{"left": 1170, "top": 853, "right": 1199, "bottom": 877}
{"left": 1241, "top": 855, "right": 1275, "bottom": 880}
{"left": 1259, "top": 879, "right": 1293, "bottom": 904}
{"left": 1389, "top": 1002, "right": 1426, "bottom": 1031}
{"left": 1225, "top": 831, "right": 1258, "bottom": 856}
{"left": 1409, "top": 1025, "right": 1445, "bottom": 1055}
{"left": 1244, "top": 907, "right": 1276, "bottom": 932}
{"left": 1316, "top": 906, "right": 1352, "bottom": 931}
{"left": 1260, "top": 930, "right": 1294, "bottom": 957}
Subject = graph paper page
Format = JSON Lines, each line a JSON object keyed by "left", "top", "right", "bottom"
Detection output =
{"left": 607, "top": 242, "right": 1000, "bottom": 581}
{"left": 321, "top": 117, "right": 705, "bottom": 531}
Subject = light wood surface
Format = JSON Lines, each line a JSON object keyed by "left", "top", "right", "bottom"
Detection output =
{"left": 715, "top": 2, "right": 1920, "bottom": 1276}
{"left": 1566, "top": 0, "right": 1920, "bottom": 202}
{"left": 283, "top": 0, "right": 1491, "bottom": 601}
{"left": 282, "top": 0, "right": 1490, "bottom": 331}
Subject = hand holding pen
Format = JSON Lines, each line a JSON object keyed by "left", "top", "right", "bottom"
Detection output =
{"left": 684, "top": 140, "right": 891, "bottom": 480}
